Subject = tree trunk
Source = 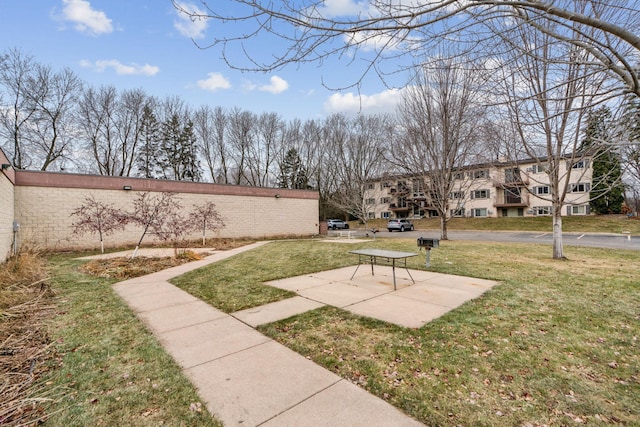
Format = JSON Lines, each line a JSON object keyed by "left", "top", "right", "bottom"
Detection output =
{"left": 552, "top": 210, "right": 565, "bottom": 260}
{"left": 440, "top": 216, "right": 448, "bottom": 240}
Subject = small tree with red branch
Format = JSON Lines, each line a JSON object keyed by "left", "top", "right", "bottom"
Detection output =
{"left": 189, "top": 201, "right": 225, "bottom": 246}
{"left": 71, "top": 196, "right": 127, "bottom": 253}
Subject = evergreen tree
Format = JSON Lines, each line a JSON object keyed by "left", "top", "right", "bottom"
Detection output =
{"left": 277, "top": 148, "right": 309, "bottom": 189}
{"left": 159, "top": 114, "right": 202, "bottom": 181}
{"left": 581, "top": 107, "right": 625, "bottom": 214}
{"left": 136, "top": 104, "right": 161, "bottom": 178}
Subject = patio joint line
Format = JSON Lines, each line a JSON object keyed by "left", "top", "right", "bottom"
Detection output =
{"left": 184, "top": 337, "right": 274, "bottom": 370}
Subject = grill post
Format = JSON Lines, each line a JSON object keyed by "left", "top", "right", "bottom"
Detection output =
{"left": 417, "top": 237, "right": 439, "bottom": 268}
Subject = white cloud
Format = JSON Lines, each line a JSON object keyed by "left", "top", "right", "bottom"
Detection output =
{"left": 317, "top": 0, "right": 372, "bottom": 18}
{"left": 197, "top": 72, "right": 231, "bottom": 91}
{"left": 80, "top": 59, "right": 159, "bottom": 76}
{"left": 323, "top": 88, "right": 404, "bottom": 114}
{"left": 173, "top": 1, "right": 208, "bottom": 39}
{"left": 259, "top": 76, "right": 289, "bottom": 94}
{"left": 60, "top": 0, "right": 113, "bottom": 36}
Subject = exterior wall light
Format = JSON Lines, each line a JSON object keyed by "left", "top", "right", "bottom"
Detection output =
{"left": 1, "top": 163, "right": 10, "bottom": 170}
{"left": 123, "top": 185, "right": 132, "bottom": 190}
{"left": 275, "top": 193, "right": 281, "bottom": 198}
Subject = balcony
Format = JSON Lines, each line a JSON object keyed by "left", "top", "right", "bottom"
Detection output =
{"left": 494, "top": 193, "right": 530, "bottom": 208}
{"left": 389, "top": 203, "right": 410, "bottom": 212}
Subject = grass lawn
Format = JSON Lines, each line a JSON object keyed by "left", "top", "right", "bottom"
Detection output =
{"left": 37, "top": 254, "right": 222, "bottom": 426}
{"left": 172, "top": 238, "right": 640, "bottom": 426}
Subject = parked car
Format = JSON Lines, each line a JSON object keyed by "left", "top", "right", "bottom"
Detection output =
{"left": 387, "top": 218, "right": 414, "bottom": 232}
{"left": 327, "top": 219, "right": 349, "bottom": 230}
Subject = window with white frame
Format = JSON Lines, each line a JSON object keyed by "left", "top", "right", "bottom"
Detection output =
{"left": 366, "top": 198, "right": 376, "bottom": 205}
{"left": 367, "top": 212, "right": 375, "bottom": 219}
{"left": 532, "top": 163, "right": 547, "bottom": 173}
{"left": 533, "top": 185, "right": 550, "bottom": 195}
{"left": 381, "top": 211, "right": 391, "bottom": 219}
{"left": 380, "top": 197, "right": 391, "bottom": 204}
{"left": 569, "top": 182, "right": 591, "bottom": 193}
{"left": 450, "top": 191, "right": 465, "bottom": 199}
{"left": 451, "top": 208, "right": 465, "bottom": 217}
{"left": 471, "top": 169, "right": 488, "bottom": 179}
{"left": 571, "top": 160, "right": 586, "bottom": 169}
{"left": 382, "top": 181, "right": 392, "bottom": 189}
{"left": 570, "top": 205, "right": 588, "bottom": 215}
{"left": 366, "top": 183, "right": 375, "bottom": 190}
{"left": 471, "top": 189, "right": 489, "bottom": 199}
{"left": 473, "top": 208, "right": 488, "bottom": 217}
{"left": 453, "top": 172, "right": 464, "bottom": 180}
{"left": 532, "top": 206, "right": 551, "bottom": 215}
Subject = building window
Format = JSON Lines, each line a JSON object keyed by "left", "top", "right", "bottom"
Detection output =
{"left": 367, "top": 212, "right": 375, "bottom": 219}
{"left": 382, "top": 181, "right": 392, "bottom": 189}
{"left": 366, "top": 198, "right": 376, "bottom": 205}
{"left": 471, "top": 169, "right": 488, "bottom": 179}
{"left": 453, "top": 172, "right": 464, "bottom": 180}
{"left": 450, "top": 191, "right": 465, "bottom": 199}
{"left": 505, "top": 168, "right": 520, "bottom": 183}
{"left": 380, "top": 197, "right": 391, "bottom": 204}
{"left": 381, "top": 211, "right": 391, "bottom": 219}
{"left": 471, "top": 189, "right": 489, "bottom": 199}
{"left": 569, "top": 182, "right": 591, "bottom": 193}
{"left": 473, "top": 208, "right": 488, "bottom": 217}
{"left": 570, "top": 160, "right": 589, "bottom": 169}
{"left": 366, "top": 183, "right": 375, "bottom": 190}
{"left": 533, "top": 185, "right": 550, "bottom": 195}
{"left": 531, "top": 163, "right": 547, "bottom": 173}
{"left": 532, "top": 206, "right": 551, "bottom": 216}
{"left": 569, "top": 205, "right": 588, "bottom": 215}
{"left": 451, "top": 208, "right": 465, "bottom": 217}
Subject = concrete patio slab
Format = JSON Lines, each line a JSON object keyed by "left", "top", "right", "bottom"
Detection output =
{"left": 396, "top": 282, "right": 488, "bottom": 306}
{"left": 158, "top": 316, "right": 270, "bottom": 369}
{"left": 137, "top": 300, "right": 227, "bottom": 334}
{"left": 298, "top": 282, "right": 388, "bottom": 308}
{"left": 185, "top": 340, "right": 342, "bottom": 427}
{"left": 348, "top": 294, "right": 452, "bottom": 328}
{"left": 264, "top": 274, "right": 331, "bottom": 292}
{"left": 261, "top": 378, "right": 424, "bottom": 427}
{"left": 232, "top": 296, "right": 325, "bottom": 327}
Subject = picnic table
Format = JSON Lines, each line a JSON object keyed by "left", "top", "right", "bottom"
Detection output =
{"left": 349, "top": 248, "right": 418, "bottom": 290}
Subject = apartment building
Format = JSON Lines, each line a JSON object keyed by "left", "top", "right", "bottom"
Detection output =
{"left": 364, "top": 157, "right": 593, "bottom": 219}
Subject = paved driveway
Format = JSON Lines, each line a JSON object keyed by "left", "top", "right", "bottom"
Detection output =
{"left": 332, "top": 229, "right": 640, "bottom": 250}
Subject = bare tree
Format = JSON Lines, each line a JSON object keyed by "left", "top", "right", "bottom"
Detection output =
{"left": 491, "top": 15, "right": 614, "bottom": 259}
{"left": 172, "top": 1, "right": 640, "bottom": 97}
{"left": 25, "top": 65, "right": 83, "bottom": 171}
{"left": 0, "top": 48, "right": 38, "bottom": 169}
{"left": 193, "top": 105, "right": 228, "bottom": 182}
{"left": 127, "top": 192, "right": 182, "bottom": 258}
{"left": 227, "top": 108, "right": 256, "bottom": 185}
{"left": 71, "top": 195, "right": 127, "bottom": 253}
{"left": 77, "top": 85, "right": 119, "bottom": 175}
{"left": 393, "top": 58, "right": 486, "bottom": 240}
{"left": 189, "top": 201, "right": 225, "bottom": 245}
{"left": 328, "top": 113, "right": 391, "bottom": 229}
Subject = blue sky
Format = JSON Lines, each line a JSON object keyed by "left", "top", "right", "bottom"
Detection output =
{"left": 0, "top": 0, "right": 406, "bottom": 120}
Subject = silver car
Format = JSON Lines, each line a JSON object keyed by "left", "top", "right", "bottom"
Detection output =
{"left": 387, "top": 218, "right": 414, "bottom": 232}
{"left": 327, "top": 219, "right": 349, "bottom": 230}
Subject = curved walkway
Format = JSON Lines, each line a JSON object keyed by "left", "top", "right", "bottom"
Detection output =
{"left": 112, "top": 242, "right": 424, "bottom": 427}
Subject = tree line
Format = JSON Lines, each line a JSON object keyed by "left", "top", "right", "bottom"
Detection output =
{"left": 2, "top": 46, "right": 639, "bottom": 258}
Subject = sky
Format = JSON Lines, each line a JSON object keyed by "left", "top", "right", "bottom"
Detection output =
{"left": 0, "top": 0, "right": 407, "bottom": 121}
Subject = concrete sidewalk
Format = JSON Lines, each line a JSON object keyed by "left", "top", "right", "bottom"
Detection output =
{"left": 112, "top": 242, "right": 425, "bottom": 427}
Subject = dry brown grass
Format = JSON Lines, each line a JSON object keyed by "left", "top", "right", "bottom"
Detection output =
{"left": 0, "top": 252, "right": 56, "bottom": 426}
{"left": 78, "top": 254, "right": 198, "bottom": 279}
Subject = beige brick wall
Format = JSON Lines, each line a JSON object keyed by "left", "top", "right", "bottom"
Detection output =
{"left": 0, "top": 168, "right": 15, "bottom": 260}
{"left": 13, "top": 171, "right": 319, "bottom": 252}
